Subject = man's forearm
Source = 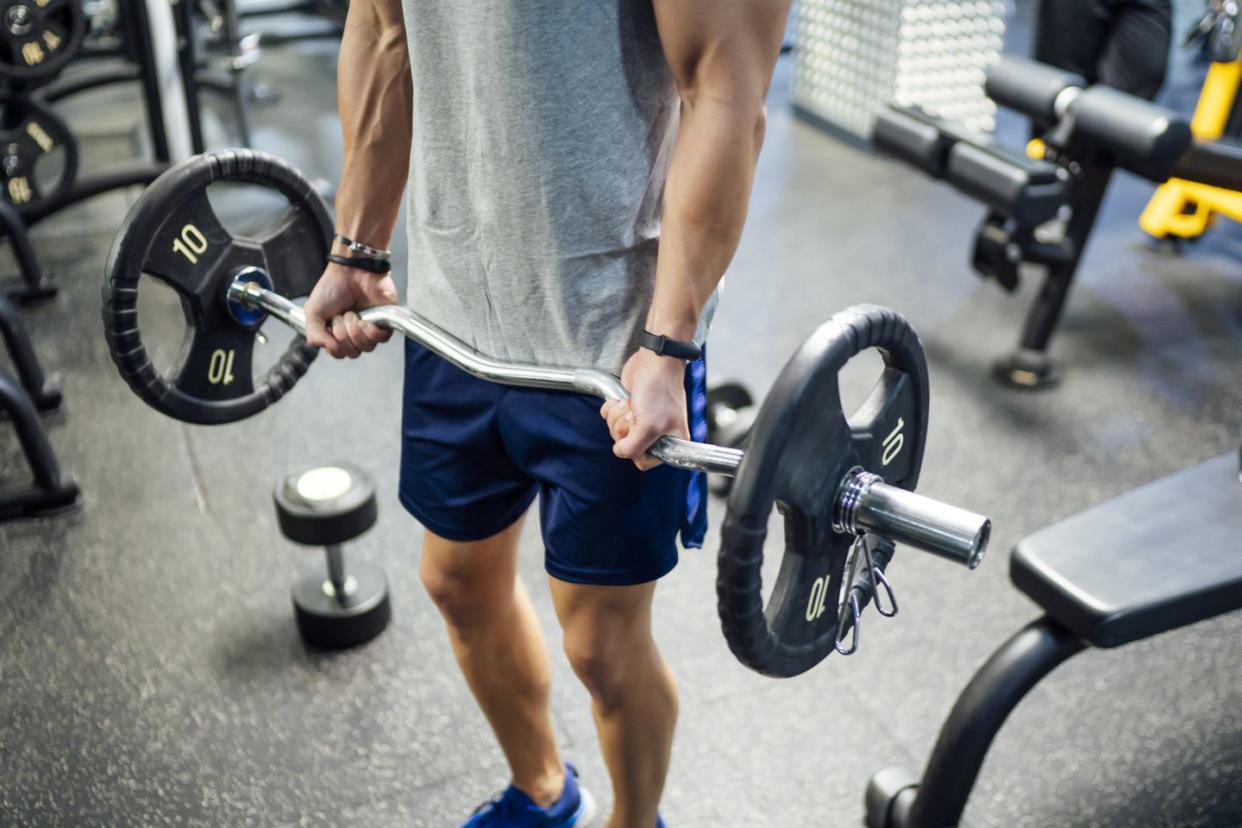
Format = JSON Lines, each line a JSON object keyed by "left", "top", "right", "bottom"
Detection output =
{"left": 649, "top": 1, "right": 790, "bottom": 341}
{"left": 333, "top": 0, "right": 412, "bottom": 252}
{"left": 647, "top": 92, "right": 768, "bottom": 340}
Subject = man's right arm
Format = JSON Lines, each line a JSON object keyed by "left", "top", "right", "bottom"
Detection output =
{"left": 305, "top": 0, "right": 412, "bottom": 358}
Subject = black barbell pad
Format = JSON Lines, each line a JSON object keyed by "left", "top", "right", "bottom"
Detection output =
{"left": 872, "top": 105, "right": 953, "bottom": 178}
{"left": 1170, "top": 140, "right": 1242, "bottom": 192}
{"left": 1068, "top": 86, "right": 1192, "bottom": 181}
{"left": 984, "top": 56, "right": 1085, "bottom": 123}
{"left": 274, "top": 463, "right": 378, "bottom": 546}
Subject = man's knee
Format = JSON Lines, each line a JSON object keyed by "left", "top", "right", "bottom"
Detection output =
{"left": 563, "top": 617, "right": 664, "bottom": 711}
{"left": 552, "top": 580, "right": 661, "bottom": 708}
{"left": 419, "top": 551, "right": 512, "bottom": 629}
{"left": 563, "top": 630, "right": 631, "bottom": 709}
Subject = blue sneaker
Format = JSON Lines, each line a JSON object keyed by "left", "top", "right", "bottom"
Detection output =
{"left": 462, "top": 765, "right": 596, "bottom": 827}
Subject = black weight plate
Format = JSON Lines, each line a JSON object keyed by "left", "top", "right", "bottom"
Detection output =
{"left": 102, "top": 148, "right": 332, "bottom": 425}
{"left": 717, "top": 305, "right": 929, "bottom": 678}
{"left": 0, "top": 0, "right": 86, "bottom": 83}
{"left": 0, "top": 92, "right": 76, "bottom": 216}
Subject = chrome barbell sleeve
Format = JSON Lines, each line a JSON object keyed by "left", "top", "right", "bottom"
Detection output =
{"left": 836, "top": 471, "right": 989, "bottom": 569}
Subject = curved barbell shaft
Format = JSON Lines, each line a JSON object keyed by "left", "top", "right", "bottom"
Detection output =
{"left": 228, "top": 277, "right": 990, "bottom": 569}
{"left": 230, "top": 276, "right": 743, "bottom": 474}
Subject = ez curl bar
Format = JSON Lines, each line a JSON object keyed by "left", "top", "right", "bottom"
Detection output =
{"left": 102, "top": 149, "right": 991, "bottom": 677}
{"left": 229, "top": 274, "right": 987, "bottom": 570}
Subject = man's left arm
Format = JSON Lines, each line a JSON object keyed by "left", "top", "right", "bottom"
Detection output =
{"left": 606, "top": 0, "right": 791, "bottom": 468}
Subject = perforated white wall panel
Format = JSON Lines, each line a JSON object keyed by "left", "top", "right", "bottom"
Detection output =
{"left": 793, "top": 0, "right": 1008, "bottom": 139}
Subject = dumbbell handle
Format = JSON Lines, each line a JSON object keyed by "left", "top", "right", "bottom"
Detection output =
{"left": 229, "top": 277, "right": 989, "bottom": 568}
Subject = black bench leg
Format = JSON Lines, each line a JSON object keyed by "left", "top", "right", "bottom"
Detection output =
{"left": 994, "top": 162, "right": 1115, "bottom": 390}
{"left": 993, "top": 261, "right": 1077, "bottom": 389}
{"left": 0, "top": 294, "right": 61, "bottom": 412}
{"left": 0, "top": 201, "right": 57, "bottom": 305}
{"left": 866, "top": 616, "right": 1086, "bottom": 828}
{"left": 0, "top": 370, "right": 79, "bottom": 520}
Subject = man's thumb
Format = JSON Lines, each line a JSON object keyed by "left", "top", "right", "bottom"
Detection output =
{"left": 303, "top": 302, "right": 328, "bottom": 348}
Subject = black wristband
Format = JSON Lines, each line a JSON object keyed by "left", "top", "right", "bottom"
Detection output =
{"left": 637, "top": 329, "right": 701, "bottom": 361}
{"left": 327, "top": 253, "right": 392, "bottom": 274}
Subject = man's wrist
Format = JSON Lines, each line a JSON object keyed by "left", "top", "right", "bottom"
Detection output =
{"left": 644, "top": 316, "right": 698, "bottom": 342}
{"left": 634, "top": 345, "right": 690, "bottom": 376}
{"left": 332, "top": 231, "right": 391, "bottom": 260}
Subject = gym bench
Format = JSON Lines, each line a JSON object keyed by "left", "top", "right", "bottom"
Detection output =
{"left": 865, "top": 451, "right": 1242, "bottom": 828}
{"left": 873, "top": 56, "right": 1242, "bottom": 388}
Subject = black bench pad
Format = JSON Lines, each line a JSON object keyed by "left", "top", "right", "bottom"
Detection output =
{"left": 1171, "top": 139, "right": 1242, "bottom": 192}
{"left": 872, "top": 104, "right": 1066, "bottom": 226}
{"left": 1011, "top": 454, "right": 1242, "bottom": 648}
{"left": 1069, "top": 85, "right": 1193, "bottom": 182}
{"left": 985, "top": 56, "right": 1084, "bottom": 123}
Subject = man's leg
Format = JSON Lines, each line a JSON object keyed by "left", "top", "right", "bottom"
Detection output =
{"left": 420, "top": 517, "right": 566, "bottom": 807}
{"left": 550, "top": 578, "right": 677, "bottom": 828}
{"left": 1099, "top": 0, "right": 1174, "bottom": 101}
{"left": 1032, "top": 0, "right": 1110, "bottom": 84}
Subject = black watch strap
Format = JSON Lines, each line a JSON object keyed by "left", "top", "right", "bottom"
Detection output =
{"left": 327, "top": 253, "right": 392, "bottom": 274}
{"left": 637, "top": 329, "right": 701, "bottom": 361}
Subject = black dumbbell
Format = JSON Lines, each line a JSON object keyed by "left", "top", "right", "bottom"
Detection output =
{"left": 274, "top": 463, "right": 392, "bottom": 649}
{"left": 705, "top": 381, "right": 757, "bottom": 496}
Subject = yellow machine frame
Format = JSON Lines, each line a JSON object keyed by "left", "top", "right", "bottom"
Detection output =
{"left": 1140, "top": 58, "right": 1242, "bottom": 239}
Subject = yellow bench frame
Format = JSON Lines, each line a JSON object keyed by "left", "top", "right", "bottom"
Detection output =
{"left": 1140, "top": 59, "right": 1242, "bottom": 239}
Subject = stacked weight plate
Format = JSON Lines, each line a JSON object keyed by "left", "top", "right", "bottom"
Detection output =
{"left": 792, "top": 0, "right": 1008, "bottom": 140}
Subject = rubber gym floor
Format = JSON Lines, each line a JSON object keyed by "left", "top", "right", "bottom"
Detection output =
{"left": 2, "top": 3, "right": 1240, "bottom": 827}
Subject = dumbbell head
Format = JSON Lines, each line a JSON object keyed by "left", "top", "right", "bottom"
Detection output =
{"left": 706, "top": 381, "right": 755, "bottom": 446}
{"left": 292, "top": 562, "right": 391, "bottom": 650}
{"left": 274, "top": 463, "right": 378, "bottom": 546}
{"left": 706, "top": 381, "right": 756, "bottom": 498}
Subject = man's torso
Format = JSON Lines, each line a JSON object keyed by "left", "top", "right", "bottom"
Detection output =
{"left": 400, "top": 0, "right": 707, "bottom": 374}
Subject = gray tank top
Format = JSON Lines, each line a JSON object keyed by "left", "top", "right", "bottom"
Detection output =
{"left": 398, "top": 0, "right": 712, "bottom": 375}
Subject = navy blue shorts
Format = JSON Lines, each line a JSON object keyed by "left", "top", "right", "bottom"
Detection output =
{"left": 398, "top": 340, "right": 709, "bottom": 586}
